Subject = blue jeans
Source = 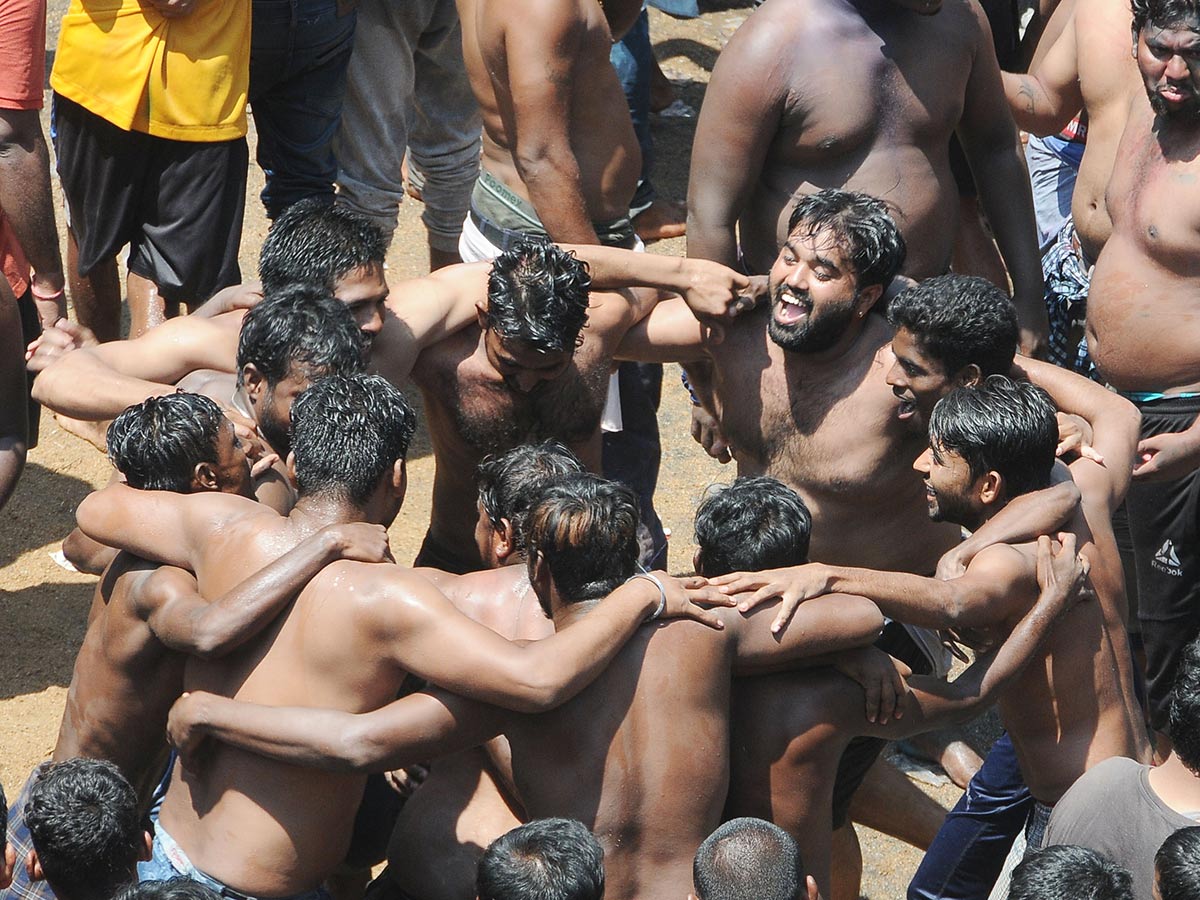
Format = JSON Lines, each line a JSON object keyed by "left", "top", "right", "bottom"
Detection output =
{"left": 611, "top": 8, "right": 655, "bottom": 215}
{"left": 249, "top": 0, "right": 357, "bottom": 218}
{"left": 139, "top": 826, "right": 331, "bottom": 900}
{"left": 907, "top": 733, "right": 1032, "bottom": 900}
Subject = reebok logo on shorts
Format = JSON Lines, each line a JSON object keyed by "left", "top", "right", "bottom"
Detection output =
{"left": 1153, "top": 539, "right": 1184, "bottom": 577}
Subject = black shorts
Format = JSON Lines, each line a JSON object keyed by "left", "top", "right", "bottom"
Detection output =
{"left": 52, "top": 93, "right": 246, "bottom": 303}
{"left": 831, "top": 621, "right": 935, "bottom": 829}
{"left": 1125, "top": 394, "right": 1200, "bottom": 731}
{"left": 17, "top": 286, "right": 40, "bottom": 447}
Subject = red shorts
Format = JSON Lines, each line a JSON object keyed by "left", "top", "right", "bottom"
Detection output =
{"left": 0, "top": 0, "right": 46, "bottom": 110}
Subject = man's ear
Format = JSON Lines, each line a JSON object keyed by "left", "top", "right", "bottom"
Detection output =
{"left": 530, "top": 551, "right": 552, "bottom": 597}
{"left": 241, "top": 363, "right": 267, "bottom": 402}
{"left": 806, "top": 875, "right": 821, "bottom": 900}
{"left": 687, "top": 893, "right": 701, "bottom": 900}
{"left": 475, "top": 302, "right": 490, "bottom": 329}
{"left": 692, "top": 547, "right": 704, "bottom": 577}
{"left": 286, "top": 451, "right": 297, "bottom": 483}
{"left": 978, "top": 470, "right": 1003, "bottom": 506}
{"left": 494, "top": 518, "right": 516, "bottom": 562}
{"left": 855, "top": 283, "right": 884, "bottom": 316}
{"left": 192, "top": 461, "right": 220, "bottom": 492}
{"left": 26, "top": 848, "right": 43, "bottom": 883}
{"left": 139, "top": 830, "right": 153, "bottom": 862}
{"left": 956, "top": 363, "right": 982, "bottom": 387}
{"left": 392, "top": 458, "right": 408, "bottom": 498}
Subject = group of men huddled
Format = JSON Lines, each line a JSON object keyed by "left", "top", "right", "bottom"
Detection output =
{"left": 11, "top": 0, "right": 1200, "bottom": 896}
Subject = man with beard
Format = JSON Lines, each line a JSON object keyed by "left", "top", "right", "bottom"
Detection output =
{"left": 716, "top": 377, "right": 1149, "bottom": 865}
{"left": 684, "top": 0, "right": 1047, "bottom": 354}
{"left": 1082, "top": 0, "right": 1200, "bottom": 754}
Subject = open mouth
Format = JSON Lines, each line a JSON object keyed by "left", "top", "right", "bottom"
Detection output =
{"left": 1160, "top": 83, "right": 1194, "bottom": 104}
{"left": 774, "top": 292, "right": 812, "bottom": 327}
{"left": 897, "top": 397, "right": 917, "bottom": 420}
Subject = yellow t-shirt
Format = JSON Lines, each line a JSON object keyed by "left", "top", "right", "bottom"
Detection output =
{"left": 50, "top": 0, "right": 250, "bottom": 141}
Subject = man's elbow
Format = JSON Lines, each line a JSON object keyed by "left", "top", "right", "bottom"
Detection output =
{"left": 847, "top": 598, "right": 886, "bottom": 644}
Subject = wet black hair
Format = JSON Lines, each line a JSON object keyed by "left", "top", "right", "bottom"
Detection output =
{"left": 1168, "top": 636, "right": 1200, "bottom": 773}
{"left": 786, "top": 190, "right": 906, "bottom": 292}
{"left": 1131, "top": 0, "right": 1200, "bottom": 36}
{"left": 476, "top": 442, "right": 586, "bottom": 555}
{"left": 484, "top": 240, "right": 591, "bottom": 353}
{"left": 928, "top": 376, "right": 1058, "bottom": 499}
{"left": 106, "top": 393, "right": 225, "bottom": 492}
{"left": 236, "top": 283, "right": 367, "bottom": 389}
{"left": 887, "top": 274, "right": 1019, "bottom": 377}
{"left": 526, "top": 474, "right": 639, "bottom": 602}
{"left": 258, "top": 198, "right": 388, "bottom": 294}
{"left": 290, "top": 374, "right": 417, "bottom": 505}
{"left": 694, "top": 476, "right": 812, "bottom": 577}
{"left": 1156, "top": 826, "right": 1200, "bottom": 900}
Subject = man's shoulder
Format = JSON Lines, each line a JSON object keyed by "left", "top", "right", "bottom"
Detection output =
{"left": 1047, "top": 756, "right": 1150, "bottom": 835}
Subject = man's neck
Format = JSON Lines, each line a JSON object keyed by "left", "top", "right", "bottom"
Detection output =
{"left": 550, "top": 595, "right": 603, "bottom": 631}
{"left": 289, "top": 495, "right": 371, "bottom": 531}
{"left": 1148, "top": 753, "right": 1200, "bottom": 814}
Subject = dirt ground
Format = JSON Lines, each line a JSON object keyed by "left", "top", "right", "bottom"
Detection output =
{"left": 0, "top": 4, "right": 996, "bottom": 897}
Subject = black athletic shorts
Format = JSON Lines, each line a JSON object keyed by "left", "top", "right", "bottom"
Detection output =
{"left": 1125, "top": 394, "right": 1200, "bottom": 731}
{"left": 831, "top": 621, "right": 935, "bottom": 829}
{"left": 52, "top": 93, "right": 246, "bottom": 303}
{"left": 17, "top": 286, "right": 39, "bottom": 447}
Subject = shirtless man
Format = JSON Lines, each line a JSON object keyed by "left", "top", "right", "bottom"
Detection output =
{"left": 692, "top": 476, "right": 1092, "bottom": 899}
{"left": 685, "top": 0, "right": 1047, "bottom": 352}
{"left": 0, "top": 393, "right": 390, "bottom": 900}
{"left": 1083, "top": 0, "right": 1200, "bottom": 751}
{"left": 76, "top": 374, "right": 733, "bottom": 899}
{"left": 715, "top": 377, "right": 1150, "bottom": 855}
{"left": 163, "top": 472, "right": 886, "bottom": 900}
{"left": 377, "top": 443, "right": 581, "bottom": 900}
{"left": 456, "top": 0, "right": 640, "bottom": 254}
{"left": 1001, "top": 0, "right": 1142, "bottom": 374}
{"left": 57, "top": 286, "right": 368, "bottom": 574}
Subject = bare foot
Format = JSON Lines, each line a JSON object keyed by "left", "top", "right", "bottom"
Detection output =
{"left": 55, "top": 413, "right": 110, "bottom": 452}
{"left": 650, "top": 56, "right": 676, "bottom": 112}
{"left": 401, "top": 156, "right": 422, "bottom": 202}
{"left": 634, "top": 198, "right": 687, "bottom": 243}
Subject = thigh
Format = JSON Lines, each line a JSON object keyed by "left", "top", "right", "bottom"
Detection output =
{"left": 52, "top": 94, "right": 145, "bottom": 275}
{"left": 129, "top": 136, "right": 248, "bottom": 302}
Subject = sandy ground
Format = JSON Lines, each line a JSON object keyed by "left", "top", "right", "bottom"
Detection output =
{"left": 0, "top": 4, "right": 1000, "bottom": 896}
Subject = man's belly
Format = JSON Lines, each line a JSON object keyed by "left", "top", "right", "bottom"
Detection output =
{"left": 1087, "top": 238, "right": 1200, "bottom": 392}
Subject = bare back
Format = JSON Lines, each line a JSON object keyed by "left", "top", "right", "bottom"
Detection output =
{"left": 157, "top": 515, "right": 409, "bottom": 896}
{"left": 502, "top": 620, "right": 734, "bottom": 900}
{"left": 1070, "top": 1, "right": 1141, "bottom": 258}
{"left": 385, "top": 567, "right": 550, "bottom": 900}
{"left": 707, "top": 311, "right": 960, "bottom": 573}
{"left": 54, "top": 555, "right": 182, "bottom": 807}
{"left": 1087, "top": 98, "right": 1200, "bottom": 392}
{"left": 459, "top": 0, "right": 640, "bottom": 224}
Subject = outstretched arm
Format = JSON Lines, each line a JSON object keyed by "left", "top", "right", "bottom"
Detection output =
{"left": 168, "top": 688, "right": 509, "bottom": 774}
{"left": 729, "top": 594, "right": 884, "bottom": 675}
{"left": 376, "top": 572, "right": 734, "bottom": 713}
{"left": 712, "top": 545, "right": 1029, "bottom": 634}
{"left": 615, "top": 297, "right": 711, "bottom": 364}
{"left": 76, "top": 482, "right": 257, "bottom": 570}
{"left": 957, "top": 8, "right": 1048, "bottom": 356}
{"left": 32, "top": 314, "right": 241, "bottom": 420}
{"left": 139, "top": 524, "right": 392, "bottom": 658}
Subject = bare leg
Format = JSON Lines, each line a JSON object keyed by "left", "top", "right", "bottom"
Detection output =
{"left": 633, "top": 198, "right": 687, "bottom": 243}
{"left": 126, "top": 271, "right": 179, "bottom": 337}
{"left": 952, "top": 195, "right": 1009, "bottom": 291}
{"left": 67, "top": 229, "right": 121, "bottom": 342}
{"left": 904, "top": 729, "right": 985, "bottom": 790}
{"left": 829, "top": 823, "right": 862, "bottom": 900}
{"left": 848, "top": 756, "right": 947, "bottom": 850}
